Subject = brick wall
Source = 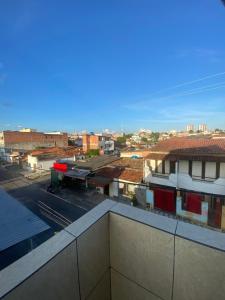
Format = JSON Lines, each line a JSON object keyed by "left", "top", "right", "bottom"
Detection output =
{"left": 3, "top": 131, "right": 68, "bottom": 150}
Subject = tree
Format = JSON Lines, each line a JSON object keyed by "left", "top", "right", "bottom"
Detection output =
{"left": 116, "top": 133, "right": 133, "bottom": 144}
{"left": 68, "top": 139, "right": 75, "bottom": 146}
{"left": 150, "top": 132, "right": 160, "bottom": 143}
{"left": 86, "top": 149, "right": 99, "bottom": 157}
{"left": 116, "top": 136, "right": 127, "bottom": 144}
{"left": 141, "top": 137, "right": 148, "bottom": 143}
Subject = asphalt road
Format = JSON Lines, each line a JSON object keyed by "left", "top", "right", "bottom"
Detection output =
{"left": 0, "top": 165, "right": 87, "bottom": 232}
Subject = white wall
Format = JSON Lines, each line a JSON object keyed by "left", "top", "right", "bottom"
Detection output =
{"left": 144, "top": 159, "right": 225, "bottom": 195}
{"left": 109, "top": 182, "right": 116, "bottom": 197}
{"left": 27, "top": 155, "right": 56, "bottom": 172}
{"left": 38, "top": 159, "right": 56, "bottom": 171}
{"left": 177, "top": 174, "right": 225, "bottom": 195}
{"left": 27, "top": 155, "right": 38, "bottom": 170}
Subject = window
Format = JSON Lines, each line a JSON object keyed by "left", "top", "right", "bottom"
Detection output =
{"left": 220, "top": 163, "right": 225, "bottom": 178}
{"left": 170, "top": 161, "right": 176, "bottom": 174}
{"left": 156, "top": 160, "right": 162, "bottom": 173}
{"left": 205, "top": 162, "right": 216, "bottom": 180}
{"left": 192, "top": 161, "right": 202, "bottom": 178}
{"left": 179, "top": 160, "right": 189, "bottom": 174}
{"left": 150, "top": 160, "right": 156, "bottom": 172}
{"left": 165, "top": 160, "right": 170, "bottom": 174}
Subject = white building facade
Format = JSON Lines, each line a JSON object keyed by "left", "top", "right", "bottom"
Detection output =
{"left": 144, "top": 137, "right": 225, "bottom": 230}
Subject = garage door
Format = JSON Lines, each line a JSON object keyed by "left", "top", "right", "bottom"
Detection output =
{"left": 154, "top": 188, "right": 176, "bottom": 213}
{"left": 186, "top": 192, "right": 202, "bottom": 214}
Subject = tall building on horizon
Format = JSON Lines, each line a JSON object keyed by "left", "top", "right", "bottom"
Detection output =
{"left": 198, "top": 124, "right": 207, "bottom": 132}
{"left": 186, "top": 124, "right": 194, "bottom": 132}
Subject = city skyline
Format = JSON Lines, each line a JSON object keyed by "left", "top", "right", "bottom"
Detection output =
{"left": 1, "top": 1, "right": 225, "bottom": 131}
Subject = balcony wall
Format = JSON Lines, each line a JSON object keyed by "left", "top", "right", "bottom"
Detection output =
{"left": 177, "top": 173, "right": 225, "bottom": 195}
{"left": 1, "top": 200, "right": 225, "bottom": 300}
{"left": 0, "top": 200, "right": 114, "bottom": 300}
{"left": 145, "top": 170, "right": 225, "bottom": 196}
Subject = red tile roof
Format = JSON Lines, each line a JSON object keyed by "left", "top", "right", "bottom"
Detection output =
{"left": 94, "top": 166, "right": 143, "bottom": 183}
{"left": 30, "top": 147, "right": 84, "bottom": 158}
{"left": 146, "top": 137, "right": 225, "bottom": 162}
{"left": 148, "top": 137, "right": 225, "bottom": 155}
{"left": 118, "top": 169, "right": 143, "bottom": 183}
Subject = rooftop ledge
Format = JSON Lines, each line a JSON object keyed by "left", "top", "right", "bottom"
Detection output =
{"left": 1, "top": 199, "right": 225, "bottom": 300}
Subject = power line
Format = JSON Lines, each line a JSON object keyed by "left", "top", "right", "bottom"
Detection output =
{"left": 147, "top": 70, "right": 225, "bottom": 98}
{"left": 150, "top": 82, "right": 225, "bottom": 103}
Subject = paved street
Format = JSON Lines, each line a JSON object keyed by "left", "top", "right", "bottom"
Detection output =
{"left": 0, "top": 165, "right": 93, "bottom": 232}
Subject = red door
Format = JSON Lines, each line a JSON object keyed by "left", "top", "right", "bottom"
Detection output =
{"left": 215, "top": 198, "right": 222, "bottom": 227}
{"left": 186, "top": 193, "right": 202, "bottom": 214}
{"left": 154, "top": 188, "right": 176, "bottom": 213}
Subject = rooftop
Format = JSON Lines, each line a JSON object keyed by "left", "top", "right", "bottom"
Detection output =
{"left": 30, "top": 146, "right": 83, "bottom": 158}
{"left": 107, "top": 157, "right": 143, "bottom": 170}
{"left": 1, "top": 200, "right": 225, "bottom": 300}
{"left": 146, "top": 137, "right": 225, "bottom": 161}
{"left": 70, "top": 155, "right": 120, "bottom": 171}
{"left": 118, "top": 168, "right": 143, "bottom": 183}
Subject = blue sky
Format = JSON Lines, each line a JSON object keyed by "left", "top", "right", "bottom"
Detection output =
{"left": 0, "top": 0, "right": 225, "bottom": 133}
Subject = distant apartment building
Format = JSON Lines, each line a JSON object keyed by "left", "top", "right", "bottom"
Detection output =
{"left": 82, "top": 133, "right": 114, "bottom": 153}
{"left": 144, "top": 137, "right": 225, "bottom": 230}
{"left": 19, "top": 128, "right": 37, "bottom": 132}
{"left": 0, "top": 130, "right": 68, "bottom": 150}
{"left": 130, "top": 134, "right": 142, "bottom": 144}
{"left": 82, "top": 134, "right": 99, "bottom": 152}
{"left": 198, "top": 124, "right": 207, "bottom": 132}
{"left": 186, "top": 124, "right": 194, "bottom": 132}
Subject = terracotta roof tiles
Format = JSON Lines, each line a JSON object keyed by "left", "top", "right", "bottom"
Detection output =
{"left": 147, "top": 137, "right": 225, "bottom": 156}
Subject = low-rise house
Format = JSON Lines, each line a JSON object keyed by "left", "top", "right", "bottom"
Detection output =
{"left": 27, "top": 147, "right": 85, "bottom": 172}
{"left": 89, "top": 165, "right": 144, "bottom": 201}
{"left": 51, "top": 155, "right": 121, "bottom": 190}
{"left": 51, "top": 156, "right": 145, "bottom": 204}
{"left": 144, "top": 137, "right": 225, "bottom": 229}
{"left": 91, "top": 158, "right": 145, "bottom": 203}
{"left": 0, "top": 149, "right": 20, "bottom": 164}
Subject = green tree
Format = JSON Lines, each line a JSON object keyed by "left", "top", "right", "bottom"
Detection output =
{"left": 116, "top": 136, "right": 126, "bottom": 144}
{"left": 86, "top": 149, "right": 99, "bottom": 157}
{"left": 150, "top": 132, "right": 160, "bottom": 143}
{"left": 116, "top": 133, "right": 133, "bottom": 144}
{"left": 215, "top": 128, "right": 223, "bottom": 133}
{"left": 141, "top": 137, "right": 148, "bottom": 143}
